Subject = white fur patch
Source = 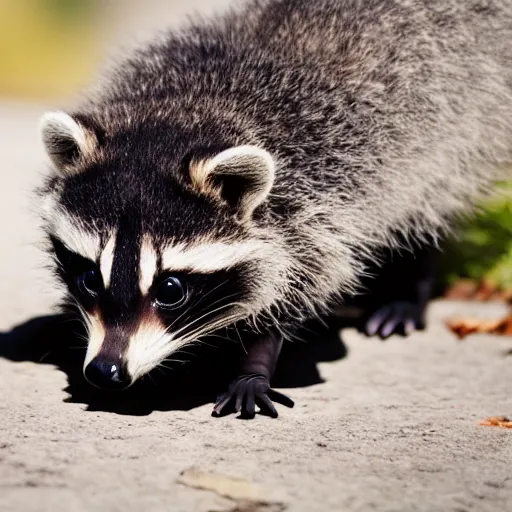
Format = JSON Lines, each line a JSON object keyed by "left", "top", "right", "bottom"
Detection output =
{"left": 50, "top": 210, "right": 101, "bottom": 262}
{"left": 125, "top": 320, "right": 183, "bottom": 381}
{"left": 82, "top": 311, "right": 106, "bottom": 369}
{"left": 125, "top": 307, "right": 249, "bottom": 382}
{"left": 40, "top": 111, "right": 95, "bottom": 174}
{"left": 40, "top": 190, "right": 60, "bottom": 222}
{"left": 40, "top": 111, "right": 88, "bottom": 151}
{"left": 139, "top": 235, "right": 158, "bottom": 294}
{"left": 100, "top": 232, "right": 117, "bottom": 288}
{"left": 161, "top": 240, "right": 267, "bottom": 273}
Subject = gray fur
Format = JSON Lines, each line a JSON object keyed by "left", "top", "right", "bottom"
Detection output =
{"left": 42, "top": 0, "right": 512, "bottom": 344}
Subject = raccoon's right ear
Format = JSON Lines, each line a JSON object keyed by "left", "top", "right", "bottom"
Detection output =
{"left": 39, "top": 112, "right": 97, "bottom": 174}
{"left": 190, "top": 145, "right": 275, "bottom": 221}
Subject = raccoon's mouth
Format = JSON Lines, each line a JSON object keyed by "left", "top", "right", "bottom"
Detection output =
{"left": 80, "top": 305, "right": 249, "bottom": 390}
{"left": 80, "top": 318, "right": 170, "bottom": 390}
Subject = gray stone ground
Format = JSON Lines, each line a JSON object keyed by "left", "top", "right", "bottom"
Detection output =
{"left": 0, "top": 4, "right": 511, "bottom": 509}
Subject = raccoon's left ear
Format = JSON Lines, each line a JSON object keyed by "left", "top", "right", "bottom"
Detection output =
{"left": 190, "top": 145, "right": 275, "bottom": 220}
{"left": 39, "top": 111, "right": 97, "bottom": 174}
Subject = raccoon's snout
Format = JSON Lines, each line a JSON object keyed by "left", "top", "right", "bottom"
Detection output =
{"left": 84, "top": 357, "right": 132, "bottom": 390}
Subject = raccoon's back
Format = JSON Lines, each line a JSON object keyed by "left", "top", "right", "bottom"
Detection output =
{"left": 94, "top": 0, "right": 512, "bottom": 239}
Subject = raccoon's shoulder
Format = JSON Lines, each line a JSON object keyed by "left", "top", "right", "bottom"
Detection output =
{"left": 88, "top": 0, "right": 383, "bottom": 103}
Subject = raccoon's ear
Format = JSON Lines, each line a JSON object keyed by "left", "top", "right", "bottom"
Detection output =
{"left": 190, "top": 145, "right": 275, "bottom": 220}
{"left": 39, "top": 112, "right": 97, "bottom": 174}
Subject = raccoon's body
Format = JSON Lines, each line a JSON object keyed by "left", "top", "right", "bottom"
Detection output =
{"left": 39, "top": 0, "right": 512, "bottom": 417}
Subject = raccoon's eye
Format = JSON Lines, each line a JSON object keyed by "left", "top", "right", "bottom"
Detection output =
{"left": 155, "top": 277, "right": 187, "bottom": 309}
{"left": 77, "top": 269, "right": 103, "bottom": 297}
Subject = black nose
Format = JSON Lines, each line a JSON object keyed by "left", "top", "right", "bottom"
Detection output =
{"left": 84, "top": 358, "right": 131, "bottom": 390}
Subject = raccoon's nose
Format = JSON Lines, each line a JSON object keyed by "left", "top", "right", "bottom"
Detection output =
{"left": 84, "top": 358, "right": 131, "bottom": 390}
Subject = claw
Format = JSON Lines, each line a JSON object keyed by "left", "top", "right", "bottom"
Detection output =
{"left": 365, "top": 306, "right": 392, "bottom": 336}
{"left": 213, "top": 393, "right": 232, "bottom": 416}
{"left": 257, "top": 393, "right": 278, "bottom": 418}
{"left": 235, "top": 390, "right": 244, "bottom": 413}
{"left": 212, "top": 374, "right": 293, "bottom": 419}
{"left": 365, "top": 301, "right": 426, "bottom": 339}
{"left": 268, "top": 389, "right": 295, "bottom": 408}
{"left": 381, "top": 315, "right": 402, "bottom": 338}
{"left": 246, "top": 392, "right": 256, "bottom": 417}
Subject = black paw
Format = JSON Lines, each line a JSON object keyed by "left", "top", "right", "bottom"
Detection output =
{"left": 365, "top": 301, "right": 426, "bottom": 339}
{"left": 212, "top": 374, "right": 294, "bottom": 419}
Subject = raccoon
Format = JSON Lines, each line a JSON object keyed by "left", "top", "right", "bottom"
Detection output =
{"left": 39, "top": 0, "right": 512, "bottom": 418}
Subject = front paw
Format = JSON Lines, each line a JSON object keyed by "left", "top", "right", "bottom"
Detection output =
{"left": 365, "top": 301, "right": 426, "bottom": 339}
{"left": 212, "top": 374, "right": 294, "bottom": 419}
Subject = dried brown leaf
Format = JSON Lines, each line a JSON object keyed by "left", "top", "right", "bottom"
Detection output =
{"left": 444, "top": 279, "right": 479, "bottom": 300}
{"left": 446, "top": 313, "right": 512, "bottom": 339}
{"left": 480, "top": 416, "right": 512, "bottom": 429}
{"left": 444, "top": 279, "right": 512, "bottom": 303}
{"left": 177, "top": 468, "right": 287, "bottom": 512}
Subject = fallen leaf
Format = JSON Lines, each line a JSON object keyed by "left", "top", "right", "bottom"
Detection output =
{"left": 444, "top": 279, "right": 512, "bottom": 303}
{"left": 446, "top": 313, "right": 512, "bottom": 339}
{"left": 494, "top": 289, "right": 512, "bottom": 303}
{"left": 444, "top": 279, "right": 479, "bottom": 300}
{"left": 480, "top": 416, "right": 512, "bottom": 429}
{"left": 473, "top": 279, "right": 500, "bottom": 301}
{"left": 177, "top": 467, "right": 287, "bottom": 512}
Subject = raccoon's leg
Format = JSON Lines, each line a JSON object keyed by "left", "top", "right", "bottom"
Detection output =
{"left": 212, "top": 330, "right": 294, "bottom": 418}
{"left": 362, "top": 246, "right": 437, "bottom": 339}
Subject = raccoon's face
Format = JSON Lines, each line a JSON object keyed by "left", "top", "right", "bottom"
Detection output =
{"left": 39, "top": 112, "right": 287, "bottom": 389}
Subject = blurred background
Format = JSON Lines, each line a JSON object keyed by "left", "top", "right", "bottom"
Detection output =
{"left": 0, "top": 0, "right": 234, "bottom": 100}
{"left": 0, "top": 0, "right": 510, "bottom": 330}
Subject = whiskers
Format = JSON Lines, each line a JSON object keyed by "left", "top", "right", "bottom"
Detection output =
{"left": 168, "top": 291, "right": 249, "bottom": 345}
{"left": 129, "top": 299, "right": 250, "bottom": 381}
{"left": 162, "top": 279, "right": 232, "bottom": 334}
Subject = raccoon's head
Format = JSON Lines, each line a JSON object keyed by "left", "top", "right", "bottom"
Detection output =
{"left": 39, "top": 111, "right": 289, "bottom": 389}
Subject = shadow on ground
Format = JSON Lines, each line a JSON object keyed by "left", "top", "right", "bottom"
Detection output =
{"left": 0, "top": 313, "right": 351, "bottom": 417}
